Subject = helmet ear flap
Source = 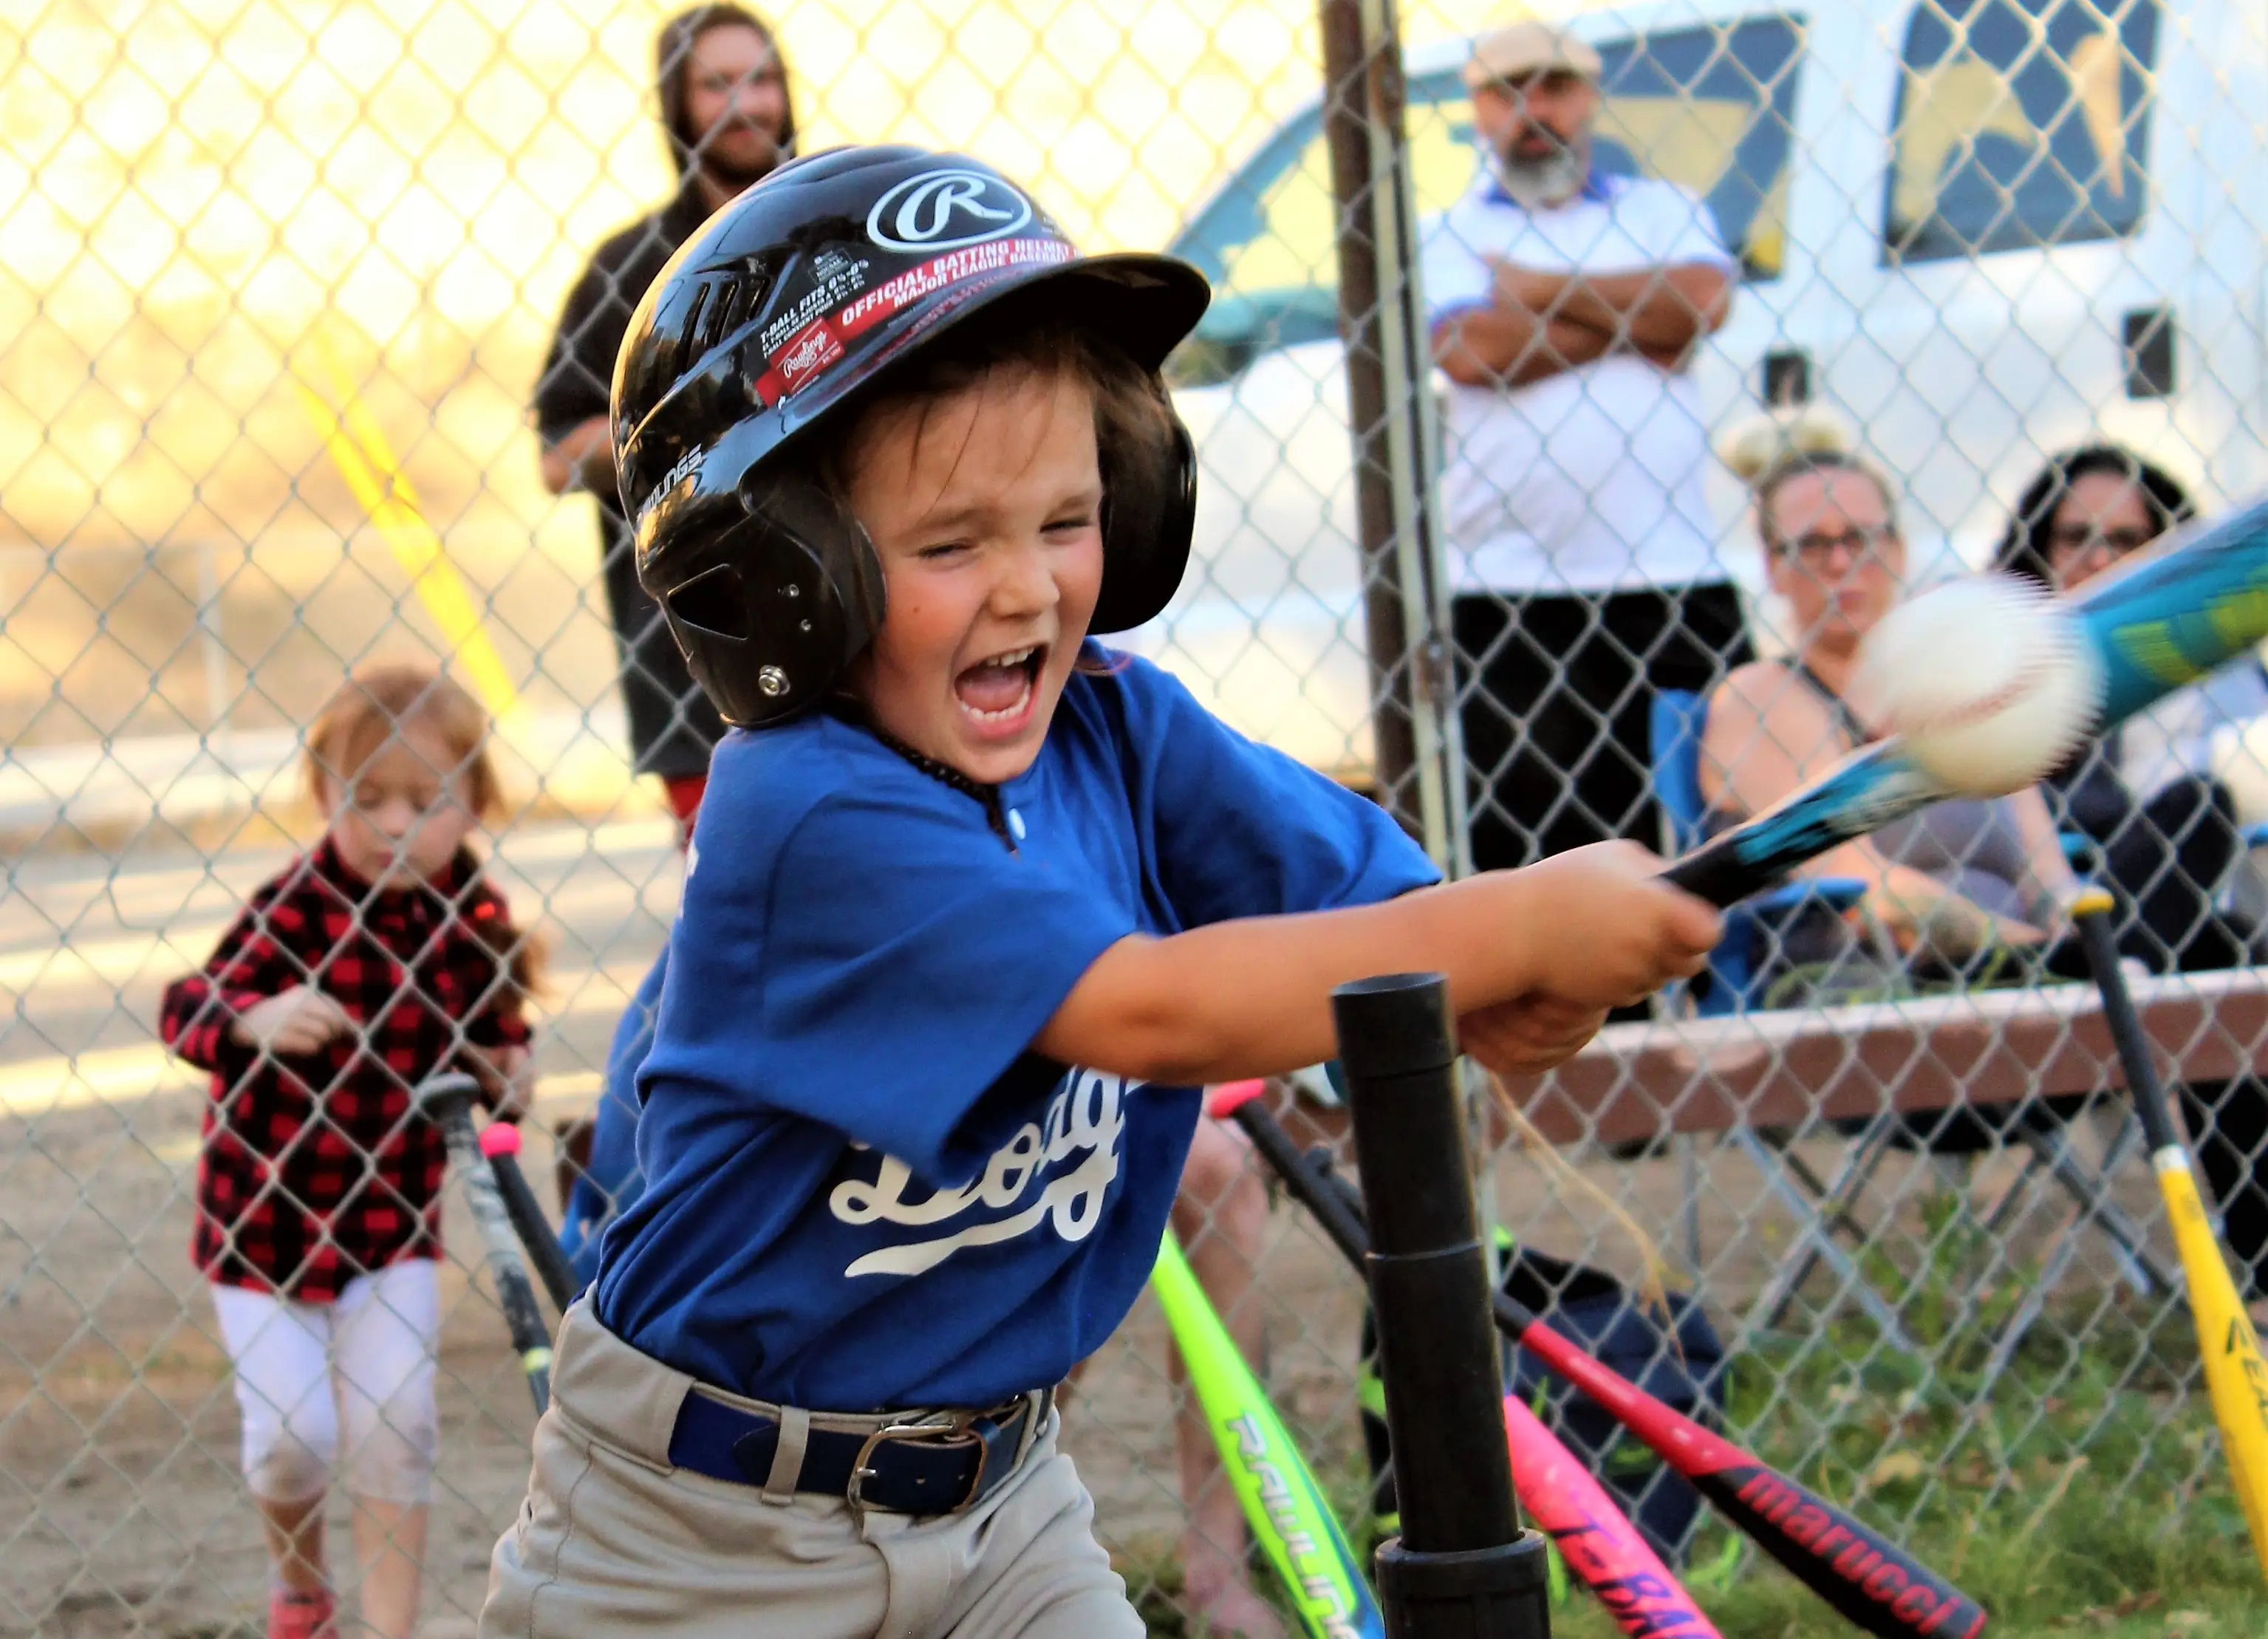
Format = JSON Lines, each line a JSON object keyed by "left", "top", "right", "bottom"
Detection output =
{"left": 654, "top": 479, "right": 885, "bottom": 727}
{"left": 1092, "top": 394, "right": 1197, "bottom": 635}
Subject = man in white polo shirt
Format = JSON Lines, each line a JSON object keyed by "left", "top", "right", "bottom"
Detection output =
{"left": 1424, "top": 18, "right": 1749, "bottom": 877}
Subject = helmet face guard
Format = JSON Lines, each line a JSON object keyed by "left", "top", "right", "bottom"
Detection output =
{"left": 613, "top": 145, "right": 1212, "bottom": 728}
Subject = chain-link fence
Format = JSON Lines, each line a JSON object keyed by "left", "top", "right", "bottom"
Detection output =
{"left": 6, "top": 0, "right": 2268, "bottom": 1633}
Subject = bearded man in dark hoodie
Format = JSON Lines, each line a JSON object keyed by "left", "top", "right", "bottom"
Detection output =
{"left": 533, "top": 4, "right": 794, "bottom": 835}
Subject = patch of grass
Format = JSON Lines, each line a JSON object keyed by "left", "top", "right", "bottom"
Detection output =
{"left": 1546, "top": 1587, "right": 2258, "bottom": 1638}
{"left": 1127, "top": 1205, "right": 2267, "bottom": 1637}
{"left": 1121, "top": 1550, "right": 1192, "bottom": 1635}
{"left": 1674, "top": 1205, "right": 2264, "bottom": 1635}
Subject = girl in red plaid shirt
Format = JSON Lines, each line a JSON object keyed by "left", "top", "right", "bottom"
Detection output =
{"left": 160, "top": 663, "right": 543, "bottom": 1639}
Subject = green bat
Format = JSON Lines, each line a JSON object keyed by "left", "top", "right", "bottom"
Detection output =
{"left": 1150, "top": 1233, "right": 1385, "bottom": 1639}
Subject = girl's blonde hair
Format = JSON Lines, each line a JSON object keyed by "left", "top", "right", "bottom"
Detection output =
{"left": 305, "top": 662, "right": 502, "bottom": 818}
{"left": 304, "top": 662, "right": 544, "bottom": 993}
{"left": 1718, "top": 405, "right": 1899, "bottom": 554}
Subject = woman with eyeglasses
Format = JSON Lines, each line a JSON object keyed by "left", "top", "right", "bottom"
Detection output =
{"left": 1998, "top": 445, "right": 2268, "bottom": 1310}
{"left": 1698, "top": 410, "right": 2083, "bottom": 1005}
{"left": 1995, "top": 445, "right": 2267, "bottom": 972}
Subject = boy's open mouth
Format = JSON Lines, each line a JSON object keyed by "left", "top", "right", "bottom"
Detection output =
{"left": 954, "top": 643, "right": 1045, "bottom": 725}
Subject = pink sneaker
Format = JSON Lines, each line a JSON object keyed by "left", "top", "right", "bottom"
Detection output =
{"left": 267, "top": 1586, "right": 337, "bottom": 1639}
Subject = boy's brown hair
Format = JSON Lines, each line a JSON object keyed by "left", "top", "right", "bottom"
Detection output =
{"left": 820, "top": 309, "right": 1175, "bottom": 496}
{"left": 813, "top": 307, "right": 1177, "bottom": 677}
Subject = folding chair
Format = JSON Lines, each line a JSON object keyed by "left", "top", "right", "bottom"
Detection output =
{"left": 1648, "top": 690, "right": 2173, "bottom": 1367}
{"left": 1650, "top": 691, "right": 1910, "bottom": 1347}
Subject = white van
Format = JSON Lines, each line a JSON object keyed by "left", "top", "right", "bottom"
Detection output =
{"left": 1131, "top": 0, "right": 2268, "bottom": 784}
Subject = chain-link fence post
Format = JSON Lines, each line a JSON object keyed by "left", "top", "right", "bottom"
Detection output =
{"left": 1318, "top": 0, "right": 1466, "bottom": 875}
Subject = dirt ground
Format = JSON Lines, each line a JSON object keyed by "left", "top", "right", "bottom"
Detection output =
{"left": 0, "top": 830, "right": 2188, "bottom": 1638}
{"left": 2, "top": 1092, "right": 2179, "bottom": 1638}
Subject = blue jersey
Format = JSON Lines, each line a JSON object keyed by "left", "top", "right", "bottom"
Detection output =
{"left": 557, "top": 951, "right": 663, "bottom": 1288}
{"left": 592, "top": 650, "right": 1438, "bottom": 1410}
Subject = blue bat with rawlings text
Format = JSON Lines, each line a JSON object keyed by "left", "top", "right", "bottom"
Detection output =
{"left": 1667, "top": 496, "right": 2268, "bottom": 908}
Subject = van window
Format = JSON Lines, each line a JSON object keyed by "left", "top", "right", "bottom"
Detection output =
{"left": 1885, "top": 0, "right": 2157, "bottom": 262}
{"left": 1167, "top": 16, "right": 1805, "bottom": 386}
{"left": 1165, "top": 95, "right": 1484, "bottom": 386}
{"left": 1203, "top": 96, "right": 1483, "bottom": 309}
{"left": 1590, "top": 16, "right": 1804, "bottom": 281}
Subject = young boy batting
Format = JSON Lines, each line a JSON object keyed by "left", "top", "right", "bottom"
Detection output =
{"left": 480, "top": 143, "right": 1718, "bottom": 1639}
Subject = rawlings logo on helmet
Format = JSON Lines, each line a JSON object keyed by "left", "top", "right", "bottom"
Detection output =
{"left": 776, "top": 321, "right": 844, "bottom": 389}
{"left": 866, "top": 168, "right": 1034, "bottom": 253}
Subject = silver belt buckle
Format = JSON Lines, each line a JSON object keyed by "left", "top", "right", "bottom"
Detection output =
{"left": 846, "top": 1412, "right": 980, "bottom": 1520}
{"left": 1012, "top": 1387, "right": 1050, "bottom": 1467}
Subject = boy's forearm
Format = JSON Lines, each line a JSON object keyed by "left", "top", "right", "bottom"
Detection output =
{"left": 1035, "top": 878, "right": 1537, "bottom": 1085}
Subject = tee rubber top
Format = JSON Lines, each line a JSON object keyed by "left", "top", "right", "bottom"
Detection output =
{"left": 1206, "top": 1081, "right": 1268, "bottom": 1120}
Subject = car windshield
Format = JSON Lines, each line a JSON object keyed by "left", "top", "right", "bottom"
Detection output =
{"left": 1167, "top": 14, "right": 1804, "bottom": 387}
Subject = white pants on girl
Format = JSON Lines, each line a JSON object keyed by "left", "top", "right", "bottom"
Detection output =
{"left": 210, "top": 1260, "right": 441, "bottom": 1506}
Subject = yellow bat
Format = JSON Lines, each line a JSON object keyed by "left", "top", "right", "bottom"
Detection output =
{"left": 293, "top": 338, "right": 522, "bottom": 725}
{"left": 2072, "top": 889, "right": 2268, "bottom": 1577}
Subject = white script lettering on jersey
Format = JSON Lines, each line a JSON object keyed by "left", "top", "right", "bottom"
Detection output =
{"left": 827, "top": 1070, "right": 1130, "bottom": 1278}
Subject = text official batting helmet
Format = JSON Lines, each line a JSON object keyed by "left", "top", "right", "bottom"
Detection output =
{"left": 612, "top": 145, "right": 1212, "bottom": 728}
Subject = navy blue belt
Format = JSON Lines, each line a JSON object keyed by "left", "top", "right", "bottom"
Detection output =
{"left": 667, "top": 1387, "right": 1051, "bottom": 1516}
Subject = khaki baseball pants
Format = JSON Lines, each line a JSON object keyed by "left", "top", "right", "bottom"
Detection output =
{"left": 481, "top": 1301, "right": 1144, "bottom": 1639}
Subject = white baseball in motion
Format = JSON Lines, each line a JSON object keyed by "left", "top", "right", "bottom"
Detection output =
{"left": 1846, "top": 572, "right": 2104, "bottom": 796}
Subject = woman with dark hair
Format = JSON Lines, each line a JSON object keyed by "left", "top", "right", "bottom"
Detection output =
{"left": 1996, "top": 442, "right": 2194, "bottom": 587}
{"left": 1997, "top": 445, "right": 2268, "bottom": 1310}
{"left": 1992, "top": 445, "right": 2265, "bottom": 971}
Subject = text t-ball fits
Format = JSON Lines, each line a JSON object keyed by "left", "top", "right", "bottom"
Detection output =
{"left": 1847, "top": 572, "right": 2105, "bottom": 797}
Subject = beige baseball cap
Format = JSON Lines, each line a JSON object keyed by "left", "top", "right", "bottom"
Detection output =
{"left": 1462, "top": 18, "right": 1602, "bottom": 89}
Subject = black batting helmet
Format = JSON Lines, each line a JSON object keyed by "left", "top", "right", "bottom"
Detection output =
{"left": 612, "top": 144, "right": 1211, "bottom": 728}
